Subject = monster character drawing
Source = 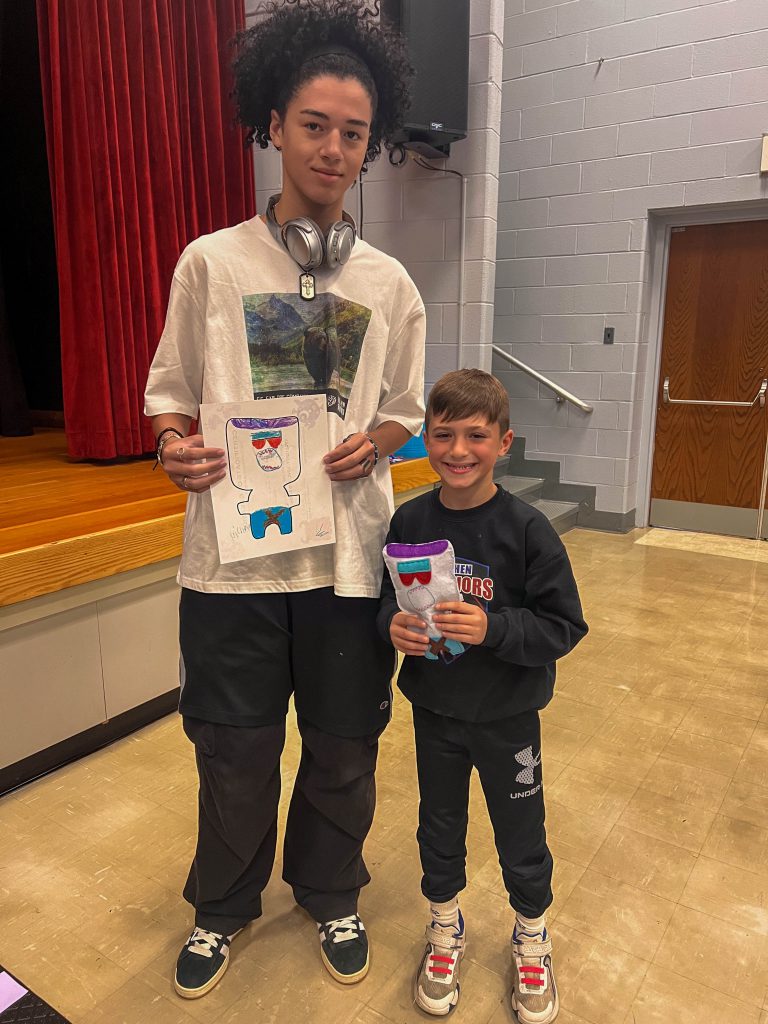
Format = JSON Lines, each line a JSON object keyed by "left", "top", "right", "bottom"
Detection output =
{"left": 302, "top": 325, "right": 340, "bottom": 390}
{"left": 383, "top": 540, "right": 465, "bottom": 662}
{"left": 226, "top": 416, "right": 301, "bottom": 540}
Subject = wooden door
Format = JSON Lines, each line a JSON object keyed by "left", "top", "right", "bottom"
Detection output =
{"left": 651, "top": 220, "right": 768, "bottom": 539}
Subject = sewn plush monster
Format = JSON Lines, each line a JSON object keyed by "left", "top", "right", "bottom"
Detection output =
{"left": 383, "top": 540, "right": 465, "bottom": 662}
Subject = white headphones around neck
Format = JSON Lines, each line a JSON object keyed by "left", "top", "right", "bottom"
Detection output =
{"left": 266, "top": 193, "right": 357, "bottom": 273}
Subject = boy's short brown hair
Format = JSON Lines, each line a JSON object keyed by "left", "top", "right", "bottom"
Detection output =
{"left": 425, "top": 369, "right": 510, "bottom": 434}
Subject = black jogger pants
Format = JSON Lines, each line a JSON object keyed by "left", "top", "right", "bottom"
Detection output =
{"left": 412, "top": 704, "right": 553, "bottom": 918}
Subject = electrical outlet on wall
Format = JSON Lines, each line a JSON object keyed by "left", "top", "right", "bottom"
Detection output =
{"left": 603, "top": 327, "right": 615, "bottom": 345}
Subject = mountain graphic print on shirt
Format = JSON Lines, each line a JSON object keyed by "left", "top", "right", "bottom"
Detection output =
{"left": 243, "top": 292, "right": 373, "bottom": 419}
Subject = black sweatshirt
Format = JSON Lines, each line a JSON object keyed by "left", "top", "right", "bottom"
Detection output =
{"left": 378, "top": 486, "right": 588, "bottom": 722}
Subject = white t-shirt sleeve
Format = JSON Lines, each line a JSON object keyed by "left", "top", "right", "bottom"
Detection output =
{"left": 144, "top": 249, "right": 206, "bottom": 419}
{"left": 371, "top": 276, "right": 426, "bottom": 437}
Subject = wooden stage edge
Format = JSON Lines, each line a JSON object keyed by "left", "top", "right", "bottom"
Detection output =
{"left": 1, "top": 430, "right": 438, "bottom": 608}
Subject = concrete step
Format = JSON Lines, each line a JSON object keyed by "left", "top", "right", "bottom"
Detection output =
{"left": 498, "top": 475, "right": 578, "bottom": 535}
{"left": 497, "top": 442, "right": 587, "bottom": 536}
{"left": 396, "top": 469, "right": 579, "bottom": 536}
{"left": 496, "top": 474, "right": 545, "bottom": 501}
{"left": 529, "top": 498, "right": 580, "bottom": 536}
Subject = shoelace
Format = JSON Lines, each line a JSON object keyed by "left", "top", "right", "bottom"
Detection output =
{"left": 186, "top": 927, "right": 224, "bottom": 959}
{"left": 323, "top": 915, "right": 362, "bottom": 944}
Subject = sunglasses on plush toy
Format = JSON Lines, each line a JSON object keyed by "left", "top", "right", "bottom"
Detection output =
{"left": 396, "top": 558, "right": 433, "bottom": 587}
{"left": 399, "top": 571, "right": 432, "bottom": 585}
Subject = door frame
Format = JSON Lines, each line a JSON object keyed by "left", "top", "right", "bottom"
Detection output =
{"left": 636, "top": 201, "right": 768, "bottom": 530}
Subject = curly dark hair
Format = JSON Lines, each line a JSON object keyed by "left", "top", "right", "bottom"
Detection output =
{"left": 232, "top": 0, "right": 412, "bottom": 171}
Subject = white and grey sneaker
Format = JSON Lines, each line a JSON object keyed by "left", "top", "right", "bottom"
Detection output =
{"left": 511, "top": 919, "right": 559, "bottom": 1024}
{"left": 414, "top": 910, "right": 466, "bottom": 1016}
{"left": 318, "top": 914, "right": 370, "bottom": 984}
{"left": 174, "top": 926, "right": 242, "bottom": 999}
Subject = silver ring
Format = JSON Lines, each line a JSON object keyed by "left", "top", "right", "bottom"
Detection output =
{"left": 177, "top": 447, "right": 185, "bottom": 461}
{"left": 182, "top": 476, "right": 188, "bottom": 489}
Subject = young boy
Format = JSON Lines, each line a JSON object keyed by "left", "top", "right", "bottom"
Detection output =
{"left": 378, "top": 369, "right": 588, "bottom": 1023}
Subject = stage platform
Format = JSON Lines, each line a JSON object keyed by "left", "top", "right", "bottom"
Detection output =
{"left": 0, "top": 430, "right": 438, "bottom": 607}
{"left": 1, "top": 431, "right": 186, "bottom": 607}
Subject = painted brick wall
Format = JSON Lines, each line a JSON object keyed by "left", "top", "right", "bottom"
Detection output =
{"left": 246, "top": 1, "right": 504, "bottom": 386}
{"left": 495, "top": 0, "right": 768, "bottom": 517}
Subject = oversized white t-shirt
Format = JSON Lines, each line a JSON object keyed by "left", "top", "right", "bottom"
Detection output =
{"left": 144, "top": 215, "right": 426, "bottom": 598}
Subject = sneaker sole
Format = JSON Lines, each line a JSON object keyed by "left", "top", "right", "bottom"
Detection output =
{"left": 174, "top": 956, "right": 230, "bottom": 1000}
{"left": 174, "top": 927, "right": 243, "bottom": 1000}
{"left": 511, "top": 987, "right": 560, "bottom": 1024}
{"left": 413, "top": 945, "right": 462, "bottom": 1017}
{"left": 414, "top": 985, "right": 460, "bottom": 1017}
{"left": 320, "top": 945, "right": 370, "bottom": 985}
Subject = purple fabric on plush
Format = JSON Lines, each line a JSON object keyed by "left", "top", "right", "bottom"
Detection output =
{"left": 385, "top": 540, "right": 449, "bottom": 558}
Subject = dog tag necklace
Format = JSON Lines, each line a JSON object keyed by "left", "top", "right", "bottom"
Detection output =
{"left": 300, "top": 272, "right": 316, "bottom": 301}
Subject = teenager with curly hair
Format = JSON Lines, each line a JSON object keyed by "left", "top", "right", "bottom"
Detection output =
{"left": 144, "top": 0, "right": 424, "bottom": 999}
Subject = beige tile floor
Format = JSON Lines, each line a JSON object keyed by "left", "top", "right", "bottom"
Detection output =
{"left": 2, "top": 526, "right": 768, "bottom": 1024}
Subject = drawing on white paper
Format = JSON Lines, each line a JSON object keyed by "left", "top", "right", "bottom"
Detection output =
{"left": 200, "top": 395, "right": 335, "bottom": 564}
{"left": 227, "top": 416, "right": 301, "bottom": 540}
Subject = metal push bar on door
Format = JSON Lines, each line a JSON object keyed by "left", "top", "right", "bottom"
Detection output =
{"left": 663, "top": 377, "right": 768, "bottom": 539}
{"left": 662, "top": 378, "right": 767, "bottom": 408}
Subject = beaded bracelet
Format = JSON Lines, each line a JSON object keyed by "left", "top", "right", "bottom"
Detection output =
{"left": 154, "top": 427, "right": 184, "bottom": 469}
{"left": 364, "top": 433, "right": 380, "bottom": 468}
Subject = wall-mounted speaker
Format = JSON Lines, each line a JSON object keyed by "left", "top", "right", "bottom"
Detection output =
{"left": 382, "top": 0, "right": 470, "bottom": 159}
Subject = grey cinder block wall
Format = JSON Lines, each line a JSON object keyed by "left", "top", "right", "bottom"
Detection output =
{"left": 495, "top": 0, "right": 768, "bottom": 522}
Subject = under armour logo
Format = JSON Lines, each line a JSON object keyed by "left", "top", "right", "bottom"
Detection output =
{"left": 515, "top": 746, "right": 542, "bottom": 786}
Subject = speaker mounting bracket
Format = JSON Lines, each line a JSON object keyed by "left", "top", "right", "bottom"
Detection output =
{"left": 403, "top": 140, "right": 453, "bottom": 160}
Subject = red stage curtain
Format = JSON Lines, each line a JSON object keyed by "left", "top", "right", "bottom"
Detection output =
{"left": 36, "top": 1, "right": 256, "bottom": 458}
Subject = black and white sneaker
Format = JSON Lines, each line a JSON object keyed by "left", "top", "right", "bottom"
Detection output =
{"left": 174, "top": 926, "right": 241, "bottom": 999}
{"left": 317, "top": 914, "right": 370, "bottom": 984}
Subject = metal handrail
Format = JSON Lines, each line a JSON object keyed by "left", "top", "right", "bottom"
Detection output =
{"left": 492, "top": 346, "right": 594, "bottom": 413}
{"left": 663, "top": 377, "right": 767, "bottom": 409}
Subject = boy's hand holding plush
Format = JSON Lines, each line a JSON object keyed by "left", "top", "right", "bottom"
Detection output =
{"left": 390, "top": 612, "right": 430, "bottom": 656}
{"left": 433, "top": 602, "right": 488, "bottom": 646}
{"left": 389, "top": 602, "right": 488, "bottom": 656}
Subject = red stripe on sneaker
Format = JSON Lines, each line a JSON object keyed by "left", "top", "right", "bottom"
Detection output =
{"left": 430, "top": 956, "right": 455, "bottom": 964}
{"left": 520, "top": 969, "right": 545, "bottom": 982}
{"left": 430, "top": 967, "right": 453, "bottom": 976}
